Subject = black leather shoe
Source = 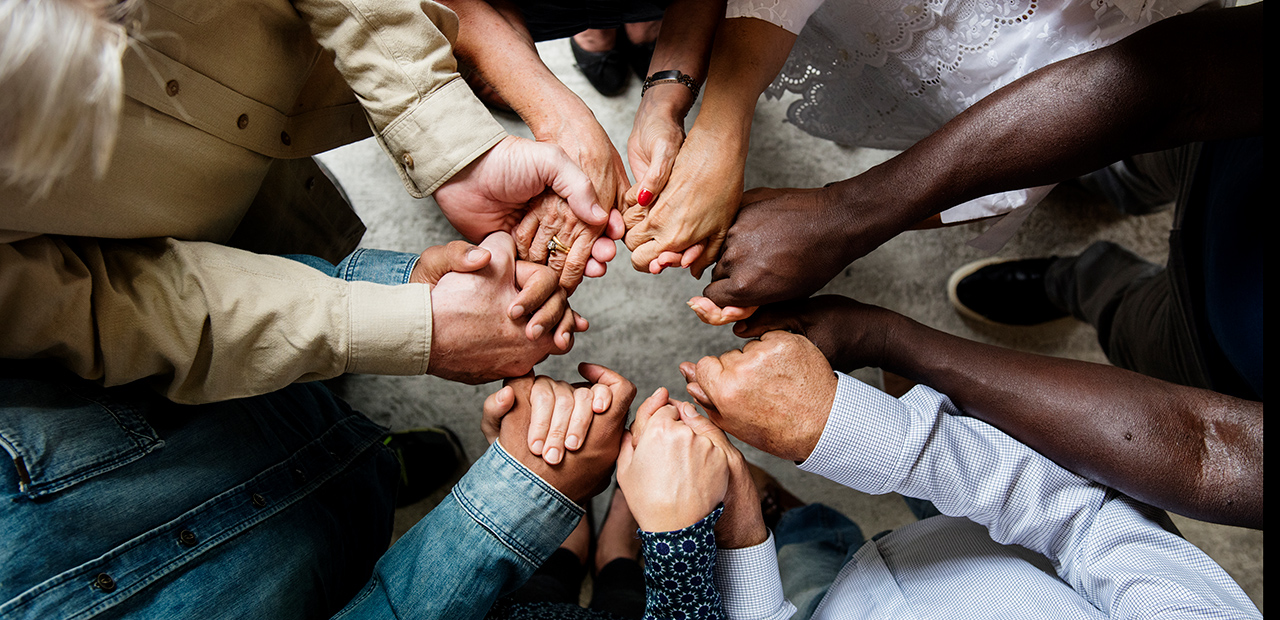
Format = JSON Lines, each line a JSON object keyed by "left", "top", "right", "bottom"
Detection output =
{"left": 570, "top": 36, "right": 629, "bottom": 97}
{"left": 384, "top": 427, "right": 466, "bottom": 508}
{"left": 948, "top": 257, "right": 1070, "bottom": 326}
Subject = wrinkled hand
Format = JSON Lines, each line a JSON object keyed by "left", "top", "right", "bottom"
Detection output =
{"left": 732, "top": 296, "right": 901, "bottom": 373}
{"left": 679, "top": 331, "right": 837, "bottom": 462}
{"left": 482, "top": 363, "right": 632, "bottom": 467}
{"left": 429, "top": 232, "right": 587, "bottom": 384}
{"left": 622, "top": 125, "right": 746, "bottom": 278}
{"left": 703, "top": 185, "right": 869, "bottom": 309}
{"left": 618, "top": 388, "right": 729, "bottom": 532}
{"left": 675, "top": 406, "right": 768, "bottom": 549}
{"left": 514, "top": 191, "right": 625, "bottom": 293}
{"left": 488, "top": 364, "right": 635, "bottom": 505}
{"left": 433, "top": 135, "right": 609, "bottom": 245}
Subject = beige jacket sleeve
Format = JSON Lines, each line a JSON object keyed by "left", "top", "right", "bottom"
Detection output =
{"left": 0, "top": 237, "right": 431, "bottom": 404}
{"left": 295, "top": 0, "right": 507, "bottom": 197}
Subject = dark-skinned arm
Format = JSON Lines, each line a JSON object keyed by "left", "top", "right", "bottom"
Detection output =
{"left": 706, "top": 3, "right": 1264, "bottom": 308}
{"left": 737, "top": 297, "right": 1263, "bottom": 529}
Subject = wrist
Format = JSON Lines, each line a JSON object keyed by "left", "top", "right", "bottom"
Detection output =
{"left": 637, "top": 85, "right": 695, "bottom": 124}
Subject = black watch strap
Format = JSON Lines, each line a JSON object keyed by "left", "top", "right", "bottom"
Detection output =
{"left": 642, "top": 69, "right": 701, "bottom": 98}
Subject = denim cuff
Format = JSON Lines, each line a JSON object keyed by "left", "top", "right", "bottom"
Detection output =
{"left": 453, "top": 442, "right": 584, "bottom": 569}
{"left": 288, "top": 249, "right": 420, "bottom": 286}
{"left": 714, "top": 531, "right": 796, "bottom": 620}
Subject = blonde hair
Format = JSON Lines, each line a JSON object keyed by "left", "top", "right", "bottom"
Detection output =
{"left": 0, "top": 0, "right": 136, "bottom": 196}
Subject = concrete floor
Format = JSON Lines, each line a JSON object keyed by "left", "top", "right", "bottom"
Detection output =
{"left": 318, "top": 39, "right": 1262, "bottom": 612}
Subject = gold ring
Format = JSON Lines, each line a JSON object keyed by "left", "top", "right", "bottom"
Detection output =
{"left": 547, "top": 235, "right": 571, "bottom": 257}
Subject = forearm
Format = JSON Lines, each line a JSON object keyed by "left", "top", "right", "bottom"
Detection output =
{"left": 692, "top": 17, "right": 797, "bottom": 148}
{"left": 0, "top": 237, "right": 431, "bottom": 404}
{"left": 879, "top": 313, "right": 1264, "bottom": 528}
{"left": 639, "top": 0, "right": 724, "bottom": 120}
{"left": 444, "top": 0, "right": 591, "bottom": 138}
{"left": 826, "top": 4, "right": 1263, "bottom": 231}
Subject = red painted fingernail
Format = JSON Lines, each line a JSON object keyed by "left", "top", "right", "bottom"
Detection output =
{"left": 637, "top": 189, "right": 654, "bottom": 207}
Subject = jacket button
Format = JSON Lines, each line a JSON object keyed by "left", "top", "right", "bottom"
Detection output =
{"left": 251, "top": 492, "right": 267, "bottom": 508}
{"left": 237, "top": 114, "right": 249, "bottom": 129}
{"left": 165, "top": 80, "right": 180, "bottom": 97}
{"left": 94, "top": 572, "right": 117, "bottom": 593}
{"left": 402, "top": 153, "right": 414, "bottom": 170}
{"left": 280, "top": 131, "right": 292, "bottom": 146}
{"left": 178, "top": 529, "right": 197, "bottom": 547}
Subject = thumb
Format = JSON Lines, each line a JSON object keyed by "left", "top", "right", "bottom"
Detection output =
{"left": 616, "top": 430, "right": 637, "bottom": 475}
{"left": 410, "top": 241, "right": 492, "bottom": 285}
{"left": 534, "top": 142, "right": 608, "bottom": 227}
{"left": 633, "top": 140, "right": 677, "bottom": 208}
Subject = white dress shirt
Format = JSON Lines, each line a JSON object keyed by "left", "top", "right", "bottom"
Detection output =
{"left": 714, "top": 373, "right": 1260, "bottom": 619}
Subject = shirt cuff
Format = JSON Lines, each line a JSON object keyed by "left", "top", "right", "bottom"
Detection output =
{"left": 345, "top": 280, "right": 431, "bottom": 376}
{"left": 798, "top": 372, "right": 912, "bottom": 495}
{"left": 453, "top": 441, "right": 585, "bottom": 569}
{"left": 377, "top": 77, "right": 506, "bottom": 198}
{"left": 715, "top": 531, "right": 796, "bottom": 620}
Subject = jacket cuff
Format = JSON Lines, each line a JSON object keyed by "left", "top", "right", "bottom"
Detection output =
{"left": 377, "top": 77, "right": 506, "bottom": 198}
{"left": 454, "top": 441, "right": 585, "bottom": 569}
{"left": 345, "top": 280, "right": 431, "bottom": 376}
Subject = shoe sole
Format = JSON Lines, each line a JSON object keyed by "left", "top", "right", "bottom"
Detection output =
{"left": 946, "top": 257, "right": 1071, "bottom": 327}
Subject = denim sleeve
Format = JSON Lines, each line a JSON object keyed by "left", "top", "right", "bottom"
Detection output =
{"left": 638, "top": 506, "right": 726, "bottom": 620}
{"left": 332, "top": 441, "right": 583, "bottom": 620}
{"left": 286, "top": 248, "right": 419, "bottom": 285}
{"left": 799, "top": 372, "right": 1260, "bottom": 619}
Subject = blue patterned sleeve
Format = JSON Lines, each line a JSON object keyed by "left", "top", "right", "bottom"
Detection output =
{"left": 638, "top": 506, "right": 725, "bottom": 620}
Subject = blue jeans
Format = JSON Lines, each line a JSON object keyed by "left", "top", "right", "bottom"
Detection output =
{"left": 773, "top": 504, "right": 866, "bottom": 620}
{"left": 0, "top": 363, "right": 398, "bottom": 620}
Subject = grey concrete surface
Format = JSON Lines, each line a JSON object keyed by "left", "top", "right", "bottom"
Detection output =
{"left": 318, "top": 39, "right": 1262, "bottom": 612}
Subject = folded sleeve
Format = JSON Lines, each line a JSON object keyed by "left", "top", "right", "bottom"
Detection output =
{"left": 725, "top": 0, "right": 826, "bottom": 34}
{"left": 714, "top": 531, "right": 796, "bottom": 620}
{"left": 294, "top": 0, "right": 506, "bottom": 197}
{"left": 0, "top": 236, "right": 431, "bottom": 404}
{"left": 798, "top": 372, "right": 1260, "bottom": 619}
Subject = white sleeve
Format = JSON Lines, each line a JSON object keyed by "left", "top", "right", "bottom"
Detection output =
{"left": 797, "top": 372, "right": 1260, "bottom": 619}
{"left": 725, "top": 0, "right": 826, "bottom": 34}
{"left": 714, "top": 531, "right": 796, "bottom": 620}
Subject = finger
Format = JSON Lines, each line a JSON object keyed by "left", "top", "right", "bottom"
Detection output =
{"left": 585, "top": 258, "right": 607, "bottom": 278}
{"left": 565, "top": 387, "right": 594, "bottom": 451}
{"left": 541, "top": 381, "right": 576, "bottom": 465}
{"left": 410, "top": 241, "right": 492, "bottom": 285}
{"left": 591, "top": 235, "right": 618, "bottom": 264}
{"left": 591, "top": 382, "right": 612, "bottom": 413}
{"left": 616, "top": 430, "right": 636, "bottom": 475}
{"left": 635, "top": 139, "right": 678, "bottom": 207}
{"left": 578, "top": 362, "right": 637, "bottom": 415}
{"left": 512, "top": 260, "right": 560, "bottom": 326}
{"left": 514, "top": 211, "right": 543, "bottom": 263}
{"left": 537, "top": 145, "right": 608, "bottom": 226}
{"left": 573, "top": 311, "right": 589, "bottom": 333}
{"left": 630, "top": 239, "right": 663, "bottom": 273}
{"left": 690, "top": 235, "right": 723, "bottom": 279}
{"left": 630, "top": 386, "right": 670, "bottom": 445}
{"left": 552, "top": 297, "right": 577, "bottom": 351}
{"left": 605, "top": 209, "right": 626, "bottom": 240}
{"left": 528, "top": 378, "right": 555, "bottom": 455}
{"left": 559, "top": 229, "right": 595, "bottom": 292}
{"left": 733, "top": 306, "right": 800, "bottom": 339}
{"left": 650, "top": 251, "right": 683, "bottom": 274}
{"left": 481, "top": 384, "right": 515, "bottom": 444}
{"left": 679, "top": 403, "right": 734, "bottom": 450}
{"left": 687, "top": 296, "right": 759, "bottom": 326}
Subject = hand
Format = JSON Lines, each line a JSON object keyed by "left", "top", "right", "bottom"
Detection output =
{"left": 623, "top": 89, "right": 689, "bottom": 218}
{"left": 409, "top": 240, "right": 493, "bottom": 285}
{"left": 675, "top": 406, "right": 768, "bottom": 549}
{"left": 686, "top": 296, "right": 757, "bottom": 326}
{"left": 489, "top": 364, "right": 636, "bottom": 505}
{"left": 433, "top": 135, "right": 609, "bottom": 245}
{"left": 514, "top": 191, "right": 625, "bottom": 293}
{"left": 617, "top": 390, "right": 729, "bottom": 532}
{"left": 481, "top": 364, "right": 626, "bottom": 466}
{"left": 622, "top": 124, "right": 746, "bottom": 278}
{"left": 428, "top": 232, "right": 587, "bottom": 384}
{"left": 732, "top": 296, "right": 902, "bottom": 373}
{"left": 703, "top": 185, "right": 865, "bottom": 309}
{"left": 679, "top": 331, "right": 837, "bottom": 462}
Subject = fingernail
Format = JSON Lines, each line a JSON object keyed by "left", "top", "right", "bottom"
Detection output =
{"left": 637, "top": 189, "right": 653, "bottom": 207}
{"left": 567, "top": 435, "right": 580, "bottom": 449}
{"left": 546, "top": 447, "right": 561, "bottom": 464}
{"left": 591, "top": 204, "right": 607, "bottom": 221}
{"left": 530, "top": 324, "right": 544, "bottom": 339}
{"left": 595, "top": 397, "right": 606, "bottom": 411}
{"left": 467, "top": 248, "right": 486, "bottom": 262}
{"left": 650, "top": 386, "right": 664, "bottom": 398}
{"left": 531, "top": 439, "right": 544, "bottom": 454}
{"left": 510, "top": 305, "right": 525, "bottom": 318}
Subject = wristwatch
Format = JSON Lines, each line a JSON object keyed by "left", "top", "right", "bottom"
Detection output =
{"left": 642, "top": 69, "right": 701, "bottom": 98}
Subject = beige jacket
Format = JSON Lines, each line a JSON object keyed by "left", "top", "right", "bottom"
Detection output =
{"left": 0, "top": 0, "right": 506, "bottom": 403}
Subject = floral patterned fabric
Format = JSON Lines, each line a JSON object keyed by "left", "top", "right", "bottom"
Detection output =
{"left": 489, "top": 507, "right": 725, "bottom": 620}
